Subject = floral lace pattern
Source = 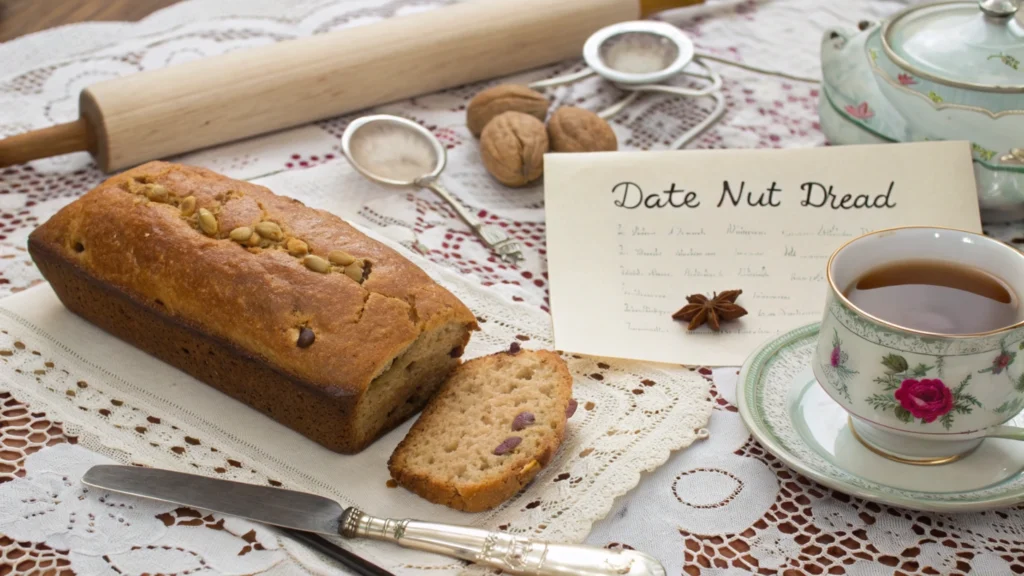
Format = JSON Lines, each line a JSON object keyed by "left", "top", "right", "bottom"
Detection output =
{"left": 3, "top": 0, "right": 1024, "bottom": 575}
{"left": 0, "top": 442, "right": 339, "bottom": 576}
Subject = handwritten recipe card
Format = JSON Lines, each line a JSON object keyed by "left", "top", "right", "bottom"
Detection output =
{"left": 544, "top": 142, "right": 981, "bottom": 366}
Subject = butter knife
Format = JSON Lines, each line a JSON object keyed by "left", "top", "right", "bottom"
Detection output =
{"left": 82, "top": 465, "right": 666, "bottom": 576}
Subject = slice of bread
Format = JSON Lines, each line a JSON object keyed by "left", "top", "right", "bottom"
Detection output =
{"left": 388, "top": 345, "right": 575, "bottom": 512}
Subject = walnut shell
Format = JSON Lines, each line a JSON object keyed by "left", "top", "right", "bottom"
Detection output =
{"left": 467, "top": 84, "right": 549, "bottom": 138}
{"left": 547, "top": 106, "right": 618, "bottom": 153}
{"left": 479, "top": 111, "right": 548, "bottom": 188}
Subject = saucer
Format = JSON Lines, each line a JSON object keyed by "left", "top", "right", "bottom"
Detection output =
{"left": 737, "top": 323, "right": 1024, "bottom": 513}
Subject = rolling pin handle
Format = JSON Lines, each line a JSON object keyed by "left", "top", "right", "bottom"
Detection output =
{"left": 0, "top": 118, "right": 92, "bottom": 169}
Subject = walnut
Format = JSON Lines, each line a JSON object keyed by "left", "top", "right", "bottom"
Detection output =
{"left": 479, "top": 112, "right": 548, "bottom": 188}
{"left": 467, "top": 84, "right": 549, "bottom": 138}
{"left": 547, "top": 106, "right": 618, "bottom": 153}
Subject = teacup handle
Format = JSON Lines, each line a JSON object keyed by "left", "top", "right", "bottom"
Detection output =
{"left": 985, "top": 425, "right": 1024, "bottom": 441}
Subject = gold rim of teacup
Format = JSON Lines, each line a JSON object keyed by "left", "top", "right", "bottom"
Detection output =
{"left": 847, "top": 417, "right": 972, "bottom": 466}
{"left": 826, "top": 225, "right": 1024, "bottom": 339}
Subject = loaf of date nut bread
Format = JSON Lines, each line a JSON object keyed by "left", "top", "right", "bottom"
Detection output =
{"left": 28, "top": 161, "right": 477, "bottom": 454}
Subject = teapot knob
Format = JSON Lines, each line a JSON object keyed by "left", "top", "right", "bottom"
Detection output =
{"left": 978, "top": 0, "right": 1019, "bottom": 18}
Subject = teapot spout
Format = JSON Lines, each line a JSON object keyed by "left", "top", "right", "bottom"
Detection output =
{"left": 820, "top": 24, "right": 872, "bottom": 83}
{"left": 820, "top": 20, "right": 877, "bottom": 56}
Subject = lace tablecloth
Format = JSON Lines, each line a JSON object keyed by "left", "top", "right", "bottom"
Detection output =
{"left": 3, "top": 0, "right": 1024, "bottom": 575}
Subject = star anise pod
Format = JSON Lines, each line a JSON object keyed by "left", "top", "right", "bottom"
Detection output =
{"left": 672, "top": 289, "right": 748, "bottom": 331}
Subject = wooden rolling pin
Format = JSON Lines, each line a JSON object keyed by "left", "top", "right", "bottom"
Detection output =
{"left": 0, "top": 0, "right": 700, "bottom": 173}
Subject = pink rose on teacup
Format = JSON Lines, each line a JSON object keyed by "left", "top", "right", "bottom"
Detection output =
{"left": 991, "top": 352, "right": 1013, "bottom": 375}
{"left": 894, "top": 378, "right": 953, "bottom": 423}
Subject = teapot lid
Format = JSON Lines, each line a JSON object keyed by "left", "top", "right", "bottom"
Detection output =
{"left": 882, "top": 0, "right": 1023, "bottom": 92}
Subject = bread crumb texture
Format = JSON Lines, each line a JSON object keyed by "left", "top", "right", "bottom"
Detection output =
{"left": 388, "top": 349, "right": 573, "bottom": 512}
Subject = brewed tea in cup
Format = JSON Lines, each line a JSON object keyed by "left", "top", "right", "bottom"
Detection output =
{"left": 813, "top": 227, "right": 1024, "bottom": 465}
{"left": 844, "top": 259, "right": 1017, "bottom": 335}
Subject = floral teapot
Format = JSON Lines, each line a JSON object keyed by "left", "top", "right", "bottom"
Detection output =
{"left": 819, "top": 0, "right": 1024, "bottom": 221}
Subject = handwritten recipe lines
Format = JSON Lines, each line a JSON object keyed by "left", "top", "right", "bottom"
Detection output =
{"left": 617, "top": 220, "right": 848, "bottom": 336}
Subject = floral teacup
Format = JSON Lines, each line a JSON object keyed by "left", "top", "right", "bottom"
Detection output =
{"left": 813, "top": 226, "right": 1024, "bottom": 465}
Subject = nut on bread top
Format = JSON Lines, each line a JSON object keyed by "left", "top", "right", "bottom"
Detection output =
{"left": 30, "top": 161, "right": 477, "bottom": 395}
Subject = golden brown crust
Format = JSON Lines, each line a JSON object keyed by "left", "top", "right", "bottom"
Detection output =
{"left": 28, "top": 161, "right": 478, "bottom": 453}
{"left": 388, "top": 349, "right": 572, "bottom": 512}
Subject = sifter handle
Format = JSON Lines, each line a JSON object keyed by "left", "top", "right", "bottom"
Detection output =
{"left": 341, "top": 508, "right": 666, "bottom": 576}
{"left": 419, "top": 179, "right": 524, "bottom": 265}
{"left": 0, "top": 118, "right": 92, "bottom": 168}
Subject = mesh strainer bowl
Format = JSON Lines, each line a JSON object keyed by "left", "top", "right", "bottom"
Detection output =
{"left": 529, "top": 20, "right": 724, "bottom": 149}
{"left": 583, "top": 21, "right": 694, "bottom": 85}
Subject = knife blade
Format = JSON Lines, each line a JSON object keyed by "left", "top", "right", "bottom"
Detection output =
{"left": 281, "top": 528, "right": 394, "bottom": 576}
{"left": 83, "top": 465, "right": 667, "bottom": 576}
{"left": 83, "top": 464, "right": 342, "bottom": 535}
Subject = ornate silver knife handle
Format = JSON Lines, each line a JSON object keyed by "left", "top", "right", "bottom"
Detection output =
{"left": 341, "top": 508, "right": 666, "bottom": 576}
